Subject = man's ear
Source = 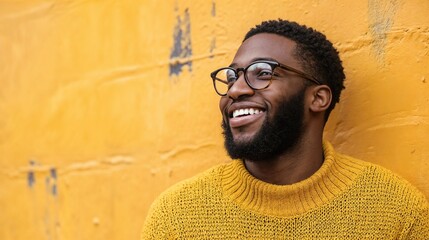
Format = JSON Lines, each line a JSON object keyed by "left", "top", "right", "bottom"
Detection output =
{"left": 309, "top": 85, "right": 332, "bottom": 113}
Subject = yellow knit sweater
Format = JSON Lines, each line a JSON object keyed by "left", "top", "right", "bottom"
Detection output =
{"left": 142, "top": 142, "right": 429, "bottom": 239}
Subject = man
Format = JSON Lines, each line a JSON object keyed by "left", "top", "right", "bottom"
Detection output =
{"left": 142, "top": 19, "right": 428, "bottom": 239}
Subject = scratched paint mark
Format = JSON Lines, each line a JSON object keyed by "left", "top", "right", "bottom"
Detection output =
{"left": 28, "top": 171, "right": 35, "bottom": 187}
{"left": 209, "top": 1, "right": 216, "bottom": 58}
{"left": 169, "top": 8, "right": 193, "bottom": 76}
{"left": 27, "top": 160, "right": 36, "bottom": 187}
{"left": 50, "top": 168, "right": 57, "bottom": 196}
{"left": 368, "top": 0, "right": 400, "bottom": 63}
{"left": 45, "top": 176, "right": 50, "bottom": 192}
{"left": 211, "top": 1, "right": 216, "bottom": 16}
{"left": 45, "top": 168, "right": 58, "bottom": 196}
{"left": 50, "top": 168, "right": 57, "bottom": 179}
{"left": 209, "top": 38, "right": 216, "bottom": 58}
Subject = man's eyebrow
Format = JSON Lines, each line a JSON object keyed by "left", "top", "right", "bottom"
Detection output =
{"left": 228, "top": 57, "right": 279, "bottom": 68}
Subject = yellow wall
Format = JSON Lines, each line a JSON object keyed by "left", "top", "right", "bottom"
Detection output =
{"left": 0, "top": 0, "right": 428, "bottom": 239}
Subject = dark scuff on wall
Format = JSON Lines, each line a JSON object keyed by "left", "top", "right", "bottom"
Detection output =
{"left": 169, "top": 8, "right": 193, "bottom": 76}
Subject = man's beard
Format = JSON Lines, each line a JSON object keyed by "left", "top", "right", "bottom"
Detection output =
{"left": 222, "top": 88, "right": 305, "bottom": 162}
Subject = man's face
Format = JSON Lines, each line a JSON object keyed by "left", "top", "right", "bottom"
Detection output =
{"left": 219, "top": 33, "right": 309, "bottom": 161}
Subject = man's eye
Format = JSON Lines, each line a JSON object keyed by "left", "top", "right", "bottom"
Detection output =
{"left": 227, "top": 75, "right": 237, "bottom": 83}
{"left": 257, "top": 70, "right": 273, "bottom": 79}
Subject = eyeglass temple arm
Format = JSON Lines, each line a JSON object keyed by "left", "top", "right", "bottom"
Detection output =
{"left": 278, "top": 65, "right": 321, "bottom": 85}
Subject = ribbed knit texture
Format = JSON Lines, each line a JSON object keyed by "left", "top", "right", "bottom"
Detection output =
{"left": 142, "top": 142, "right": 429, "bottom": 239}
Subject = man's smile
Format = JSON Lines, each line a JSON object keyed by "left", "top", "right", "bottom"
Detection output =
{"left": 232, "top": 108, "right": 264, "bottom": 118}
{"left": 226, "top": 102, "right": 266, "bottom": 128}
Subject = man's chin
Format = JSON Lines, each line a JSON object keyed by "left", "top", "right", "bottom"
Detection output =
{"left": 229, "top": 119, "right": 263, "bottom": 136}
{"left": 230, "top": 132, "right": 256, "bottom": 145}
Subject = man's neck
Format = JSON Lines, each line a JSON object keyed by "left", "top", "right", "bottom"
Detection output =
{"left": 243, "top": 139, "right": 324, "bottom": 185}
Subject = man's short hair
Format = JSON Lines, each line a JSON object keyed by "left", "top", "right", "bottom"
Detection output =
{"left": 244, "top": 19, "right": 345, "bottom": 120}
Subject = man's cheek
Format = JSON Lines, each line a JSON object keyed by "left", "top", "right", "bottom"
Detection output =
{"left": 219, "top": 97, "right": 229, "bottom": 112}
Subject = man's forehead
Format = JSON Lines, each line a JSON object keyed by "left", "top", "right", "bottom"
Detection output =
{"left": 231, "top": 33, "right": 298, "bottom": 66}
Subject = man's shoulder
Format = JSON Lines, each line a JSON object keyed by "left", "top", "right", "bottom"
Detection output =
{"left": 337, "top": 152, "right": 428, "bottom": 207}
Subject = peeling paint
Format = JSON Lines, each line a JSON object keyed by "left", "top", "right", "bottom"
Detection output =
{"left": 169, "top": 8, "right": 193, "bottom": 76}
{"left": 368, "top": 0, "right": 400, "bottom": 63}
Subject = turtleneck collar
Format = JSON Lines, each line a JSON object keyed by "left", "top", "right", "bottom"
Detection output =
{"left": 221, "top": 141, "right": 367, "bottom": 217}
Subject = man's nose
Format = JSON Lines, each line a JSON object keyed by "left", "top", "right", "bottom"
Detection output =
{"left": 227, "top": 75, "right": 255, "bottom": 99}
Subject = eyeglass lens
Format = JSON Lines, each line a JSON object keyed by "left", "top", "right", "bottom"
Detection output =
{"left": 214, "top": 62, "right": 273, "bottom": 95}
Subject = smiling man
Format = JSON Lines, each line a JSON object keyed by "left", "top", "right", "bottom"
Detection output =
{"left": 142, "top": 19, "right": 428, "bottom": 239}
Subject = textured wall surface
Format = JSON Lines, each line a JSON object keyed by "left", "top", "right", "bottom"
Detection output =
{"left": 0, "top": 0, "right": 428, "bottom": 239}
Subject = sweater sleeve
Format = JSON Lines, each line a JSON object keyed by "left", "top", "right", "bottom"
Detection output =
{"left": 141, "top": 197, "right": 175, "bottom": 240}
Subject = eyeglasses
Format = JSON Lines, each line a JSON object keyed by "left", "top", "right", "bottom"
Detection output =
{"left": 210, "top": 60, "right": 321, "bottom": 96}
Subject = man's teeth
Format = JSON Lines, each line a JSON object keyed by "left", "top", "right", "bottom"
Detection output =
{"left": 232, "top": 108, "right": 263, "bottom": 118}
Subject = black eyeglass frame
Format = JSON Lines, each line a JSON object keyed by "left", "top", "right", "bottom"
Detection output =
{"left": 210, "top": 60, "right": 321, "bottom": 96}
